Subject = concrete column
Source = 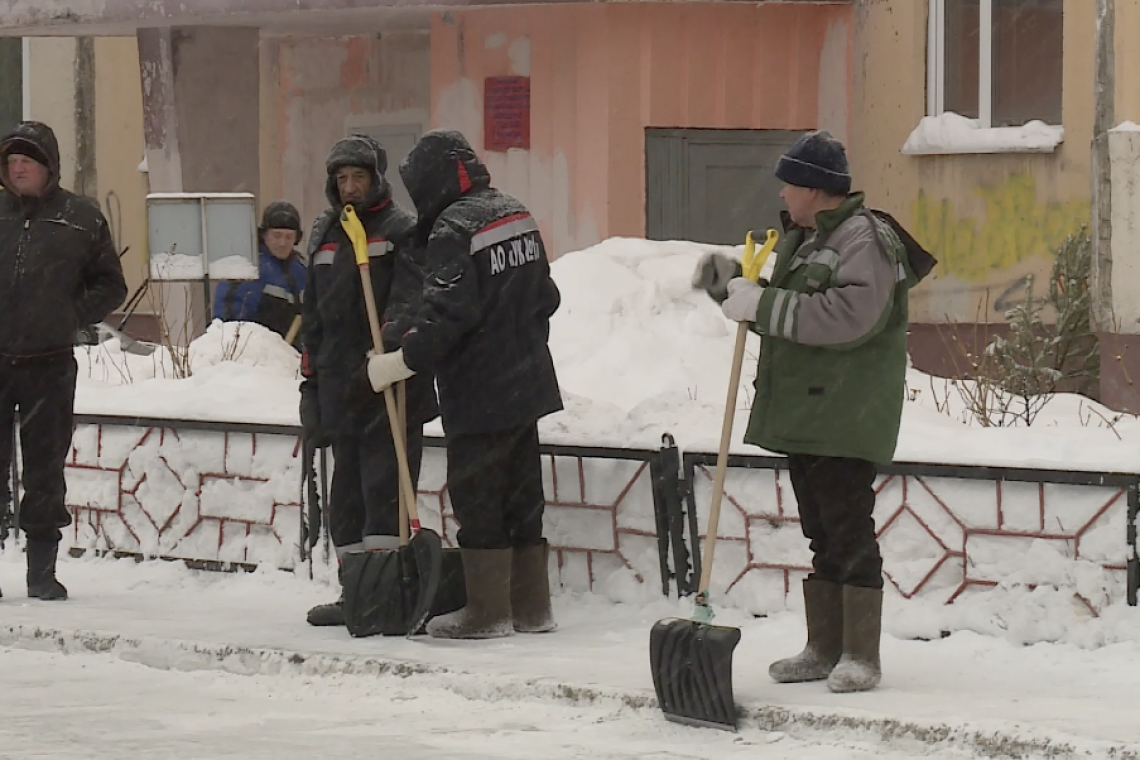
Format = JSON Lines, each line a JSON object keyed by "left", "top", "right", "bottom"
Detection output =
{"left": 1103, "top": 127, "right": 1140, "bottom": 412}
{"left": 173, "top": 27, "right": 261, "bottom": 194}
{"left": 136, "top": 26, "right": 261, "bottom": 345}
{"left": 137, "top": 27, "right": 183, "bottom": 193}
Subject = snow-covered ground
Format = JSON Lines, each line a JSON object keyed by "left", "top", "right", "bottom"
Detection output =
{"left": 0, "top": 647, "right": 972, "bottom": 760}
{"left": 1, "top": 551, "right": 1138, "bottom": 758}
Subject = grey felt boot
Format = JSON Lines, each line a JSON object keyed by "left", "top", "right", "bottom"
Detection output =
{"left": 769, "top": 578, "right": 843, "bottom": 683}
{"left": 427, "top": 548, "right": 513, "bottom": 640}
{"left": 827, "top": 585, "right": 883, "bottom": 693}
{"left": 510, "top": 541, "right": 556, "bottom": 633}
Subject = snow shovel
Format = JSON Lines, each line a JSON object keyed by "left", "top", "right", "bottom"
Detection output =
{"left": 650, "top": 228, "right": 779, "bottom": 732}
{"left": 338, "top": 205, "right": 443, "bottom": 637}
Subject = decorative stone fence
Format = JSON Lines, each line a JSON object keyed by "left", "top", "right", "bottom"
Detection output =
{"left": 59, "top": 415, "right": 1138, "bottom": 613}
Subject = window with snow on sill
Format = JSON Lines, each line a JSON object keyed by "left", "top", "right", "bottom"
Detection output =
{"left": 902, "top": 112, "right": 1064, "bottom": 156}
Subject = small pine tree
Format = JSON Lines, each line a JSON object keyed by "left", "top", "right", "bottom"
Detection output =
{"left": 982, "top": 226, "right": 1099, "bottom": 426}
{"left": 1047, "top": 227, "right": 1100, "bottom": 396}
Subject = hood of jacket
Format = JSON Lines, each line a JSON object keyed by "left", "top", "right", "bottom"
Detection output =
{"left": 398, "top": 129, "right": 491, "bottom": 233}
{"left": 0, "top": 120, "right": 61, "bottom": 198}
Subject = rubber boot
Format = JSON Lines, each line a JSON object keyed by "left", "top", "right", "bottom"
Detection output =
{"left": 769, "top": 578, "right": 842, "bottom": 683}
{"left": 827, "top": 585, "right": 883, "bottom": 693}
{"left": 307, "top": 564, "right": 345, "bottom": 626}
{"left": 510, "top": 541, "right": 556, "bottom": 633}
{"left": 27, "top": 540, "right": 68, "bottom": 601}
{"left": 427, "top": 548, "right": 513, "bottom": 640}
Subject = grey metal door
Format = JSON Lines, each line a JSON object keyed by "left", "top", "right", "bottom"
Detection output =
{"left": 351, "top": 124, "right": 421, "bottom": 213}
{"left": 646, "top": 128, "right": 800, "bottom": 245}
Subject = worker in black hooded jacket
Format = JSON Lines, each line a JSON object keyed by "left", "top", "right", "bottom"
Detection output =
{"left": 300, "top": 134, "right": 439, "bottom": 626}
{"left": 366, "top": 129, "right": 563, "bottom": 640}
{"left": 0, "top": 121, "right": 127, "bottom": 602}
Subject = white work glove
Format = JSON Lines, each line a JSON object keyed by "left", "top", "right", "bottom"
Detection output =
{"left": 366, "top": 348, "right": 416, "bottom": 393}
{"left": 720, "top": 277, "right": 765, "bottom": 323}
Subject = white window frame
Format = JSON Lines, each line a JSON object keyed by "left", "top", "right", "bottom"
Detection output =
{"left": 926, "top": 0, "right": 1060, "bottom": 129}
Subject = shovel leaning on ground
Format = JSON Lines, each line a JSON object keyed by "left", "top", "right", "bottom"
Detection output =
{"left": 337, "top": 205, "right": 445, "bottom": 638}
{"left": 650, "top": 228, "right": 780, "bottom": 731}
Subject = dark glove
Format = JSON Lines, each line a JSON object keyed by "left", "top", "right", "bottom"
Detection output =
{"left": 299, "top": 380, "right": 329, "bottom": 449}
{"left": 691, "top": 252, "right": 743, "bottom": 304}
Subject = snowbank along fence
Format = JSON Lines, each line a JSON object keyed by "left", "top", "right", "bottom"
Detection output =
{"left": 52, "top": 415, "right": 1139, "bottom": 613}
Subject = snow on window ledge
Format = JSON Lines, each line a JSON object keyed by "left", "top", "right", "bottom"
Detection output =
{"left": 902, "top": 112, "right": 1064, "bottom": 156}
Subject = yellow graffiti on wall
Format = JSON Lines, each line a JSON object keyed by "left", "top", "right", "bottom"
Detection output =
{"left": 910, "top": 174, "right": 1089, "bottom": 282}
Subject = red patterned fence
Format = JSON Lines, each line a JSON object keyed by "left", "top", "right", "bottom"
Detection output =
{"left": 61, "top": 418, "right": 1137, "bottom": 612}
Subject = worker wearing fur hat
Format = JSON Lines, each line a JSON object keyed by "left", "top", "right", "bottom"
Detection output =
{"left": 213, "top": 200, "right": 308, "bottom": 348}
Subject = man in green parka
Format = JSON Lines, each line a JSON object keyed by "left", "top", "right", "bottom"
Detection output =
{"left": 693, "top": 130, "right": 915, "bottom": 694}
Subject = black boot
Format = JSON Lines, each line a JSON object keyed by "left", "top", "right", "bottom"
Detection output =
{"left": 307, "top": 564, "right": 346, "bottom": 626}
{"left": 27, "top": 541, "right": 68, "bottom": 601}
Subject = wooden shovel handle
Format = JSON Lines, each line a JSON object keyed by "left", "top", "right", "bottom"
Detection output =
{"left": 697, "top": 320, "right": 750, "bottom": 601}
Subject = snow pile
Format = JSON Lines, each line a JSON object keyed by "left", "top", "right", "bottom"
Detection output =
{"left": 545, "top": 237, "right": 754, "bottom": 447}
{"left": 890, "top": 538, "right": 1129, "bottom": 646}
{"left": 207, "top": 255, "right": 260, "bottom": 280}
{"left": 76, "top": 321, "right": 300, "bottom": 424}
{"left": 902, "top": 112, "right": 1064, "bottom": 155}
{"left": 149, "top": 253, "right": 258, "bottom": 281}
{"left": 188, "top": 320, "right": 301, "bottom": 375}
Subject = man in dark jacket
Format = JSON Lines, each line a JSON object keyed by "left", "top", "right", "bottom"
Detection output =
{"left": 213, "top": 200, "right": 307, "bottom": 348}
{"left": 0, "top": 121, "right": 128, "bottom": 601}
{"left": 367, "top": 129, "right": 563, "bottom": 640}
{"left": 300, "top": 134, "right": 438, "bottom": 626}
{"left": 694, "top": 130, "right": 914, "bottom": 693}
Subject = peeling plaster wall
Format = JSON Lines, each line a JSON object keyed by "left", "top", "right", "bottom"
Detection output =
{"left": 851, "top": 0, "right": 1094, "bottom": 326}
{"left": 431, "top": 3, "right": 852, "bottom": 258}
{"left": 94, "top": 36, "right": 149, "bottom": 304}
{"left": 26, "top": 37, "right": 78, "bottom": 192}
{"left": 275, "top": 32, "right": 431, "bottom": 236}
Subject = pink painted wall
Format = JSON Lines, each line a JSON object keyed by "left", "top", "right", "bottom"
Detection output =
{"left": 430, "top": 2, "right": 853, "bottom": 257}
{"left": 273, "top": 33, "right": 431, "bottom": 235}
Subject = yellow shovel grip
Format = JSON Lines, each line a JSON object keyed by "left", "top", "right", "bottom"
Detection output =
{"left": 340, "top": 205, "right": 370, "bottom": 266}
{"left": 741, "top": 228, "right": 779, "bottom": 282}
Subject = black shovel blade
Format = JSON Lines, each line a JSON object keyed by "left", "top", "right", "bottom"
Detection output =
{"left": 404, "top": 528, "right": 444, "bottom": 637}
{"left": 649, "top": 617, "right": 741, "bottom": 731}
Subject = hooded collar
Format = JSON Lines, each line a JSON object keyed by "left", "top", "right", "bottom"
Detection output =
{"left": 398, "top": 129, "right": 491, "bottom": 234}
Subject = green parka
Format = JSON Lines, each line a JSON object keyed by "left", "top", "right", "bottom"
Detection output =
{"left": 744, "top": 193, "right": 915, "bottom": 465}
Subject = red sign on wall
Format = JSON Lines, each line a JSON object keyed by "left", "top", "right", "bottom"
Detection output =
{"left": 484, "top": 76, "right": 531, "bottom": 152}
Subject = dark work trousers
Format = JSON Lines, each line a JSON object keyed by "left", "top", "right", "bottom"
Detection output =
{"left": 447, "top": 422, "right": 545, "bottom": 551}
{"left": 328, "top": 415, "right": 424, "bottom": 556}
{"left": 787, "top": 454, "right": 883, "bottom": 589}
{"left": 0, "top": 354, "right": 77, "bottom": 544}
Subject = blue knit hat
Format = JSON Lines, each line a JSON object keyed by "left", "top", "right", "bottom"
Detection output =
{"left": 774, "top": 130, "right": 852, "bottom": 196}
